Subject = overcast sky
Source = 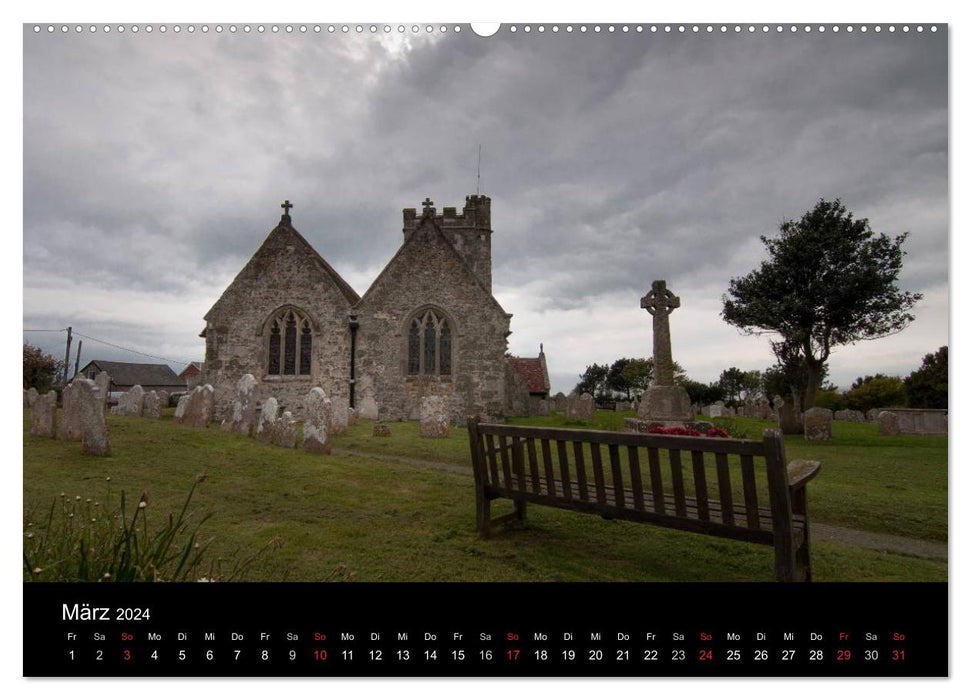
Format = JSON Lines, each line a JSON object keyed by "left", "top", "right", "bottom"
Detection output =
{"left": 22, "top": 23, "right": 948, "bottom": 393}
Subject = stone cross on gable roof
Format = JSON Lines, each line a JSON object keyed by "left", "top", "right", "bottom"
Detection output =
{"left": 422, "top": 197, "right": 435, "bottom": 214}
{"left": 281, "top": 199, "right": 294, "bottom": 221}
{"left": 640, "top": 280, "right": 680, "bottom": 387}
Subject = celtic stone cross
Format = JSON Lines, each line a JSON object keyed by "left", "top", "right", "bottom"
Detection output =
{"left": 640, "top": 280, "right": 680, "bottom": 386}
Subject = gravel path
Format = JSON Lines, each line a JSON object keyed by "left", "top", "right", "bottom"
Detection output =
{"left": 334, "top": 447, "right": 947, "bottom": 560}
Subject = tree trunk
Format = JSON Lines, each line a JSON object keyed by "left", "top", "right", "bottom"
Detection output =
{"left": 802, "top": 358, "right": 824, "bottom": 411}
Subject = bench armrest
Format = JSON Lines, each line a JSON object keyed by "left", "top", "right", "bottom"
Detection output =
{"left": 787, "top": 460, "right": 822, "bottom": 491}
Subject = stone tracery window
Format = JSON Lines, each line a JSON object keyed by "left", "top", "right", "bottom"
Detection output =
{"left": 266, "top": 308, "right": 313, "bottom": 377}
{"left": 407, "top": 309, "right": 452, "bottom": 376}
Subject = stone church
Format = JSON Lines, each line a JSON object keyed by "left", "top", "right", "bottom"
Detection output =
{"left": 202, "top": 195, "right": 546, "bottom": 421}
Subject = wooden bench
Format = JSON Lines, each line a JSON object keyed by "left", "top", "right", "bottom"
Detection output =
{"left": 467, "top": 420, "right": 821, "bottom": 582}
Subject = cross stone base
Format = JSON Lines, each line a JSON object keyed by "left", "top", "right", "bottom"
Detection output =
{"left": 637, "top": 384, "right": 694, "bottom": 422}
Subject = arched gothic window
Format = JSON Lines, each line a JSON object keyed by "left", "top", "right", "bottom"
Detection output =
{"left": 407, "top": 309, "right": 452, "bottom": 376}
{"left": 266, "top": 309, "right": 313, "bottom": 377}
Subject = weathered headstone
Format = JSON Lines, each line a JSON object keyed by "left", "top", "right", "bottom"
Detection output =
{"left": 114, "top": 385, "right": 146, "bottom": 417}
{"left": 142, "top": 391, "right": 162, "bottom": 419}
{"left": 94, "top": 371, "right": 110, "bottom": 407}
{"left": 302, "top": 387, "right": 332, "bottom": 454}
{"left": 157, "top": 389, "right": 169, "bottom": 409}
{"left": 356, "top": 376, "right": 380, "bottom": 420}
{"left": 877, "top": 410, "right": 901, "bottom": 436}
{"left": 536, "top": 399, "right": 550, "bottom": 416}
{"left": 373, "top": 421, "right": 391, "bottom": 437}
{"left": 756, "top": 397, "right": 771, "bottom": 420}
{"left": 420, "top": 395, "right": 450, "bottom": 438}
{"left": 637, "top": 280, "right": 694, "bottom": 423}
{"left": 706, "top": 401, "right": 727, "bottom": 418}
{"left": 273, "top": 410, "right": 298, "bottom": 449}
{"left": 26, "top": 387, "right": 40, "bottom": 408}
{"left": 77, "top": 379, "right": 110, "bottom": 456}
{"left": 777, "top": 398, "right": 803, "bottom": 435}
{"left": 803, "top": 407, "right": 833, "bottom": 441}
{"left": 58, "top": 379, "right": 84, "bottom": 441}
{"left": 328, "top": 401, "right": 349, "bottom": 437}
{"left": 567, "top": 392, "right": 595, "bottom": 420}
{"left": 876, "top": 408, "right": 947, "bottom": 436}
{"left": 615, "top": 400, "right": 631, "bottom": 412}
{"left": 30, "top": 390, "right": 57, "bottom": 437}
{"left": 174, "top": 394, "right": 189, "bottom": 421}
{"left": 866, "top": 408, "right": 880, "bottom": 423}
{"left": 220, "top": 373, "right": 258, "bottom": 435}
{"left": 175, "top": 384, "right": 214, "bottom": 428}
{"left": 256, "top": 397, "right": 279, "bottom": 443}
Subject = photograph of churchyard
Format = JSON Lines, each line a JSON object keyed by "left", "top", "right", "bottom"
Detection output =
{"left": 23, "top": 24, "right": 947, "bottom": 583}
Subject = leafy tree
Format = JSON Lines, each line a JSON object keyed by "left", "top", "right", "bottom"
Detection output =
{"left": 681, "top": 379, "right": 724, "bottom": 407}
{"left": 718, "top": 367, "right": 747, "bottom": 407}
{"left": 574, "top": 363, "right": 609, "bottom": 400}
{"left": 904, "top": 346, "right": 948, "bottom": 409}
{"left": 844, "top": 374, "right": 906, "bottom": 412}
{"left": 607, "top": 358, "right": 651, "bottom": 401}
{"left": 741, "top": 370, "right": 763, "bottom": 400}
{"left": 24, "top": 343, "right": 62, "bottom": 393}
{"left": 722, "top": 199, "right": 921, "bottom": 410}
{"left": 814, "top": 389, "right": 845, "bottom": 412}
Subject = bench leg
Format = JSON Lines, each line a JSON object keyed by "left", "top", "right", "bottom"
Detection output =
{"left": 514, "top": 498, "right": 527, "bottom": 522}
{"left": 476, "top": 492, "right": 492, "bottom": 539}
{"left": 792, "top": 489, "right": 812, "bottom": 582}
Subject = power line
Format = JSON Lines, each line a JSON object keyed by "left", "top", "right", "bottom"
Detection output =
{"left": 23, "top": 328, "right": 68, "bottom": 333}
{"left": 71, "top": 331, "right": 191, "bottom": 366}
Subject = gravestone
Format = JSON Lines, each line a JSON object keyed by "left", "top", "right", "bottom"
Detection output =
{"left": 777, "top": 398, "right": 803, "bottom": 435}
{"left": 273, "top": 411, "right": 298, "bottom": 449}
{"left": 157, "top": 389, "right": 170, "bottom": 409}
{"left": 221, "top": 373, "right": 258, "bottom": 435}
{"left": 706, "top": 401, "right": 727, "bottom": 418}
{"left": 615, "top": 400, "right": 631, "bottom": 412}
{"left": 142, "top": 391, "right": 161, "bottom": 419}
{"left": 803, "top": 407, "right": 833, "bottom": 441}
{"left": 256, "top": 397, "right": 279, "bottom": 443}
{"left": 834, "top": 409, "right": 865, "bottom": 423}
{"left": 756, "top": 397, "right": 771, "bottom": 420}
{"left": 553, "top": 392, "right": 567, "bottom": 412}
{"left": 94, "top": 371, "right": 110, "bottom": 407}
{"left": 743, "top": 398, "right": 756, "bottom": 418}
{"left": 329, "top": 401, "right": 349, "bottom": 437}
{"left": 373, "top": 421, "right": 391, "bottom": 437}
{"left": 58, "top": 379, "right": 83, "bottom": 441}
{"left": 877, "top": 408, "right": 947, "bottom": 436}
{"left": 357, "top": 376, "right": 379, "bottom": 420}
{"left": 77, "top": 379, "right": 110, "bottom": 456}
{"left": 566, "top": 392, "right": 594, "bottom": 420}
{"left": 26, "top": 387, "right": 39, "bottom": 408}
{"left": 536, "top": 399, "right": 550, "bottom": 416}
{"left": 866, "top": 408, "right": 880, "bottom": 422}
{"left": 176, "top": 384, "right": 214, "bottom": 428}
{"left": 302, "top": 387, "right": 332, "bottom": 454}
{"left": 877, "top": 410, "right": 901, "bottom": 436}
{"left": 420, "top": 395, "right": 450, "bottom": 438}
{"left": 114, "top": 385, "right": 145, "bottom": 417}
{"left": 30, "top": 391, "right": 57, "bottom": 437}
{"left": 174, "top": 394, "right": 189, "bottom": 421}
{"left": 637, "top": 280, "right": 693, "bottom": 423}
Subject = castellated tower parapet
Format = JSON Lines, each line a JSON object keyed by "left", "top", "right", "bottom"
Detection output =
{"left": 403, "top": 194, "right": 493, "bottom": 292}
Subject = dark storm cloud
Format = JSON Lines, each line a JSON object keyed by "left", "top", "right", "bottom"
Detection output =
{"left": 23, "top": 26, "right": 948, "bottom": 385}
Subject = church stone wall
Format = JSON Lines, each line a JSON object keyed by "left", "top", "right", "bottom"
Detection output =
{"left": 203, "top": 222, "right": 355, "bottom": 420}
{"left": 355, "top": 216, "right": 510, "bottom": 422}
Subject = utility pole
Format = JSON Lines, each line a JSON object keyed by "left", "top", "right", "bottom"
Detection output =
{"left": 73, "top": 339, "right": 83, "bottom": 380}
{"left": 62, "top": 326, "right": 73, "bottom": 386}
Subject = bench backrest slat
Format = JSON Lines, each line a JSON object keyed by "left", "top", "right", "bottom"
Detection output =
{"left": 498, "top": 435, "right": 513, "bottom": 489}
{"left": 526, "top": 438, "right": 541, "bottom": 495}
{"left": 715, "top": 452, "right": 735, "bottom": 526}
{"left": 556, "top": 440, "right": 573, "bottom": 500}
{"left": 541, "top": 439, "right": 556, "bottom": 497}
{"left": 608, "top": 444, "right": 626, "bottom": 508}
{"left": 511, "top": 437, "right": 528, "bottom": 492}
{"left": 647, "top": 446, "right": 666, "bottom": 515}
{"left": 485, "top": 433, "right": 500, "bottom": 484}
{"left": 740, "top": 453, "right": 761, "bottom": 530}
{"left": 690, "top": 450, "right": 710, "bottom": 521}
{"left": 626, "top": 445, "right": 645, "bottom": 511}
{"left": 669, "top": 448, "right": 687, "bottom": 517}
{"left": 591, "top": 443, "right": 608, "bottom": 506}
{"left": 573, "top": 441, "right": 590, "bottom": 501}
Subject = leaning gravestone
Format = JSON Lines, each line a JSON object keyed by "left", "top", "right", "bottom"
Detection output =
{"left": 273, "top": 411, "right": 298, "bottom": 449}
{"left": 58, "top": 379, "right": 84, "bottom": 441}
{"left": 94, "top": 371, "right": 110, "bottom": 407}
{"left": 76, "top": 379, "right": 110, "bottom": 456}
{"left": 420, "top": 395, "right": 450, "bottom": 438}
{"left": 30, "top": 390, "right": 57, "bottom": 437}
{"left": 174, "top": 394, "right": 189, "bottom": 421}
{"left": 803, "top": 407, "right": 833, "bottom": 441}
{"left": 877, "top": 411, "right": 901, "bottom": 436}
{"left": 303, "top": 388, "right": 332, "bottom": 454}
{"left": 142, "top": 391, "right": 161, "bottom": 419}
{"left": 175, "top": 384, "right": 214, "bottom": 428}
{"left": 256, "top": 397, "right": 279, "bottom": 443}
{"left": 221, "top": 373, "right": 258, "bottom": 435}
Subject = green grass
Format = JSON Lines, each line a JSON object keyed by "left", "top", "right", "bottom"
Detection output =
{"left": 23, "top": 410, "right": 946, "bottom": 582}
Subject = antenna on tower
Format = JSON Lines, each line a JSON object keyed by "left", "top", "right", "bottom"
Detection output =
{"left": 476, "top": 143, "right": 482, "bottom": 196}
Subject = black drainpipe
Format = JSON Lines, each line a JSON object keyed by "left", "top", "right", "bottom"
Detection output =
{"left": 348, "top": 314, "right": 359, "bottom": 408}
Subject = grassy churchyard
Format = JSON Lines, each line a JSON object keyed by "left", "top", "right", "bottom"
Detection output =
{"left": 23, "top": 409, "right": 946, "bottom": 583}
